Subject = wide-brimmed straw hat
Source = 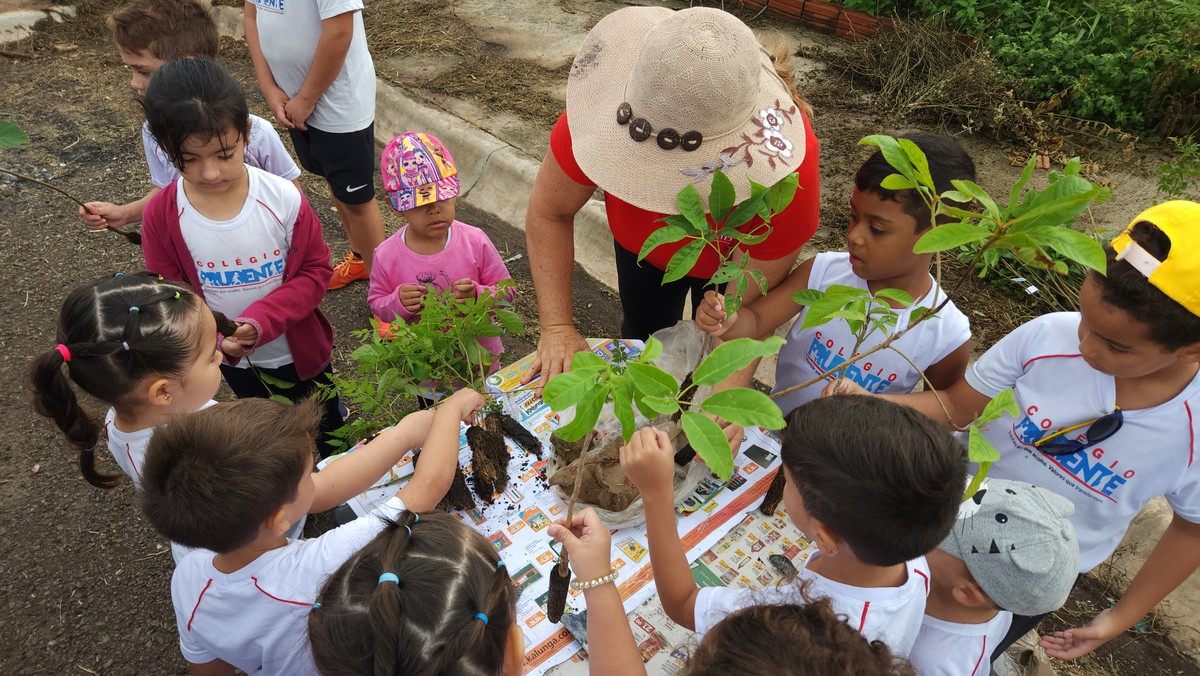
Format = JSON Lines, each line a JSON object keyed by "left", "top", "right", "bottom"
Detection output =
{"left": 566, "top": 6, "right": 804, "bottom": 215}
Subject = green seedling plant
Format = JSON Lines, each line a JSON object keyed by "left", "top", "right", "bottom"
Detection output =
{"left": 1, "top": 120, "right": 140, "bottom": 244}
{"left": 543, "top": 326, "right": 786, "bottom": 482}
{"left": 324, "top": 282, "right": 523, "bottom": 450}
{"left": 772, "top": 135, "right": 1111, "bottom": 493}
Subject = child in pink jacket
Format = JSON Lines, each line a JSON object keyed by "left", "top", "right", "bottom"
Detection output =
{"left": 369, "top": 132, "right": 513, "bottom": 359}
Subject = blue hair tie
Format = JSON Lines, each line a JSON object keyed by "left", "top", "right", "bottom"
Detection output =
{"left": 474, "top": 613, "right": 489, "bottom": 626}
{"left": 413, "top": 513, "right": 419, "bottom": 523}
{"left": 311, "top": 602, "right": 322, "bottom": 610}
{"left": 496, "top": 560, "right": 505, "bottom": 569}
{"left": 378, "top": 572, "right": 400, "bottom": 586}
{"left": 404, "top": 525, "right": 412, "bottom": 536}
{"left": 113, "top": 272, "right": 124, "bottom": 277}
{"left": 128, "top": 306, "right": 140, "bottom": 313}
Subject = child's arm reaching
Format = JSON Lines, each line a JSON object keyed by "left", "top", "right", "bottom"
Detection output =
{"left": 308, "top": 409, "right": 436, "bottom": 513}
{"left": 397, "top": 388, "right": 485, "bottom": 512}
{"left": 80, "top": 188, "right": 160, "bottom": 230}
{"left": 825, "top": 376, "right": 991, "bottom": 430}
{"left": 620, "top": 427, "right": 699, "bottom": 629}
{"left": 548, "top": 508, "right": 648, "bottom": 676}
{"left": 696, "top": 257, "right": 816, "bottom": 340}
{"left": 1041, "top": 513, "right": 1200, "bottom": 660}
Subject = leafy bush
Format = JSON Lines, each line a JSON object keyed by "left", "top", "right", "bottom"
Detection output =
{"left": 1158, "top": 136, "right": 1200, "bottom": 201}
{"left": 895, "top": 0, "right": 1200, "bottom": 136}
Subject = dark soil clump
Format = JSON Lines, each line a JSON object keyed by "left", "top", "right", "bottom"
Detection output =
{"left": 759, "top": 469, "right": 786, "bottom": 516}
{"left": 467, "top": 426, "right": 508, "bottom": 501}
{"left": 440, "top": 465, "right": 476, "bottom": 512}
{"left": 546, "top": 560, "right": 572, "bottom": 624}
{"left": 496, "top": 412, "right": 541, "bottom": 456}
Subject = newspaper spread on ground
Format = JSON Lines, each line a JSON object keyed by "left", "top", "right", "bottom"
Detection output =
{"left": 321, "top": 341, "right": 790, "bottom": 675}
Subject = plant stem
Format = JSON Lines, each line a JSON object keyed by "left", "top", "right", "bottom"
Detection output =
{"left": 558, "top": 430, "right": 597, "bottom": 576}
{"left": 885, "top": 345, "right": 962, "bottom": 430}
{"left": 2, "top": 166, "right": 138, "bottom": 241}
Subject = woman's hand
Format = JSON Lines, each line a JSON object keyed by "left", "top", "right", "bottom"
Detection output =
{"left": 523, "top": 324, "right": 588, "bottom": 393}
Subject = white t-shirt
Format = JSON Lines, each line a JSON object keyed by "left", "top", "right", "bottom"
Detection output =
{"left": 248, "top": 0, "right": 375, "bottom": 133}
{"left": 693, "top": 553, "right": 930, "bottom": 656}
{"left": 908, "top": 612, "right": 1013, "bottom": 676}
{"left": 171, "top": 496, "right": 407, "bottom": 673}
{"left": 142, "top": 115, "right": 301, "bottom": 189}
{"left": 179, "top": 166, "right": 296, "bottom": 369}
{"left": 966, "top": 312, "right": 1200, "bottom": 571}
{"left": 774, "top": 252, "right": 971, "bottom": 415}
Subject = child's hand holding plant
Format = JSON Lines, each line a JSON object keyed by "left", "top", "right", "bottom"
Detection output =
{"left": 547, "top": 508, "right": 613, "bottom": 582}
{"left": 695, "top": 290, "right": 737, "bottom": 338}
{"left": 221, "top": 323, "right": 258, "bottom": 359}
{"left": 619, "top": 427, "right": 676, "bottom": 500}
{"left": 398, "top": 283, "right": 427, "bottom": 314}
{"left": 454, "top": 278, "right": 477, "bottom": 302}
{"left": 439, "top": 387, "right": 486, "bottom": 425}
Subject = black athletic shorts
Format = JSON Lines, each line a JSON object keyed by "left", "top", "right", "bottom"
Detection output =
{"left": 288, "top": 122, "right": 376, "bottom": 205}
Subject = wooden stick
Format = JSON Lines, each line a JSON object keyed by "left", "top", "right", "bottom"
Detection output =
{"left": 557, "top": 429, "right": 597, "bottom": 575}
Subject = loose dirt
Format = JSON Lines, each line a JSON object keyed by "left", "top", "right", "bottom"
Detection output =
{"left": 0, "top": 1, "right": 1195, "bottom": 674}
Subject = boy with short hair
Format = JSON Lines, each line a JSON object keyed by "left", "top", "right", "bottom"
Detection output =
{"left": 244, "top": 0, "right": 387, "bottom": 289}
{"left": 697, "top": 132, "right": 975, "bottom": 416}
{"left": 140, "top": 390, "right": 483, "bottom": 674}
{"left": 620, "top": 395, "right": 967, "bottom": 655}
{"left": 910, "top": 478, "right": 1079, "bottom": 675}
{"left": 832, "top": 201, "right": 1200, "bottom": 660}
{"left": 80, "top": 0, "right": 302, "bottom": 231}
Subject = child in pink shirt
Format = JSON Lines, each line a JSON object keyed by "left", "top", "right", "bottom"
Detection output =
{"left": 369, "top": 132, "right": 514, "bottom": 357}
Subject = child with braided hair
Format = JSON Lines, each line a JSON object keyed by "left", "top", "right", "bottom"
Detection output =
{"left": 308, "top": 511, "right": 522, "bottom": 675}
{"left": 28, "top": 271, "right": 311, "bottom": 562}
{"left": 140, "top": 388, "right": 484, "bottom": 675}
{"left": 28, "top": 272, "right": 221, "bottom": 489}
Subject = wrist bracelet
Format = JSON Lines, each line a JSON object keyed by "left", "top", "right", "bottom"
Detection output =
{"left": 570, "top": 567, "right": 619, "bottom": 591}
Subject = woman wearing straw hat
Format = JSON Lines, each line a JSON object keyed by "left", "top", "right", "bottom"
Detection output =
{"left": 523, "top": 6, "right": 821, "bottom": 388}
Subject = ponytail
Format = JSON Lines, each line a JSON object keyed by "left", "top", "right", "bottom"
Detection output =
{"left": 28, "top": 347, "right": 119, "bottom": 488}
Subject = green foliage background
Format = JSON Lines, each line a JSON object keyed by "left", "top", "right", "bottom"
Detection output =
{"left": 841, "top": 0, "right": 1200, "bottom": 136}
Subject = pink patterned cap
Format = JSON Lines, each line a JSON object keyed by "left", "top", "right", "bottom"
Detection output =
{"left": 380, "top": 132, "right": 460, "bottom": 211}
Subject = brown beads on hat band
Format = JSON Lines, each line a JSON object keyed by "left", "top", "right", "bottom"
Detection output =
{"left": 616, "top": 103, "right": 703, "bottom": 152}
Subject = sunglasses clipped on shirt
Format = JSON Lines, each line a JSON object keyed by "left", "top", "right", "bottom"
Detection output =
{"left": 1034, "top": 408, "right": 1123, "bottom": 456}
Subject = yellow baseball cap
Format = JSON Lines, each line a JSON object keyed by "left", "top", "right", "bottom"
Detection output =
{"left": 1111, "top": 200, "right": 1200, "bottom": 317}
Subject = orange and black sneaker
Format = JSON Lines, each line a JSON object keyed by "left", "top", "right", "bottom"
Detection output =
{"left": 328, "top": 251, "right": 368, "bottom": 290}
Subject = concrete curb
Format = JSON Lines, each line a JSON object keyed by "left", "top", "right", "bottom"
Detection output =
{"left": 374, "top": 82, "right": 618, "bottom": 293}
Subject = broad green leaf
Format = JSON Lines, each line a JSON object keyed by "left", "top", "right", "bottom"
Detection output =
{"left": 632, "top": 388, "right": 678, "bottom": 417}
{"left": 790, "top": 289, "right": 826, "bottom": 306}
{"left": 543, "top": 369, "right": 600, "bottom": 411}
{"left": 257, "top": 371, "right": 298, "bottom": 390}
{"left": 638, "top": 225, "right": 691, "bottom": 262}
{"left": 677, "top": 184, "right": 708, "bottom": 230}
{"left": 1009, "top": 156, "right": 1037, "bottom": 208}
{"left": 681, "top": 411, "right": 734, "bottom": 480}
{"left": 935, "top": 204, "right": 987, "bottom": 222}
{"left": 940, "top": 189, "right": 972, "bottom": 204}
{"left": 658, "top": 213, "right": 703, "bottom": 236}
{"left": 662, "top": 239, "right": 706, "bottom": 284}
{"left": 640, "top": 336, "right": 664, "bottom": 363}
{"left": 1020, "top": 226, "right": 1107, "bottom": 274}
{"left": 350, "top": 343, "right": 380, "bottom": 367}
{"left": 626, "top": 362, "right": 679, "bottom": 398}
{"left": 493, "top": 308, "right": 524, "bottom": 334}
{"left": 860, "top": 135, "right": 916, "bottom": 182}
{"left": 897, "top": 138, "right": 934, "bottom": 190}
{"left": 378, "top": 367, "right": 399, "bottom": 394}
{"left": 709, "top": 170, "right": 736, "bottom": 224}
{"left": 873, "top": 288, "right": 913, "bottom": 307}
{"left": 963, "top": 463, "right": 991, "bottom": 502}
{"left": 746, "top": 269, "right": 769, "bottom": 295}
{"left": 709, "top": 265, "right": 737, "bottom": 287}
{"left": 880, "top": 174, "right": 918, "bottom": 191}
{"left": 694, "top": 336, "right": 785, "bottom": 386}
{"left": 950, "top": 180, "right": 1001, "bottom": 221}
{"left": 762, "top": 173, "right": 800, "bottom": 215}
{"left": 612, "top": 377, "right": 637, "bottom": 443}
{"left": 571, "top": 350, "right": 607, "bottom": 372}
{"left": 0, "top": 120, "right": 28, "bottom": 148}
{"left": 798, "top": 286, "right": 873, "bottom": 330}
{"left": 727, "top": 228, "right": 771, "bottom": 246}
{"left": 976, "top": 388, "right": 1018, "bottom": 425}
{"left": 270, "top": 394, "right": 293, "bottom": 404}
{"left": 967, "top": 426, "right": 1001, "bottom": 464}
{"left": 724, "top": 193, "right": 765, "bottom": 229}
{"left": 699, "top": 388, "right": 785, "bottom": 430}
{"left": 913, "top": 223, "right": 992, "bottom": 253}
{"left": 556, "top": 382, "right": 608, "bottom": 441}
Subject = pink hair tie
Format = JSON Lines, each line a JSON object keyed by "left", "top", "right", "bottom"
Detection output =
{"left": 56, "top": 344, "right": 72, "bottom": 362}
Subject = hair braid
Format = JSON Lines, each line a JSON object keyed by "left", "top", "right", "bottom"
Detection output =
{"left": 369, "top": 514, "right": 419, "bottom": 675}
